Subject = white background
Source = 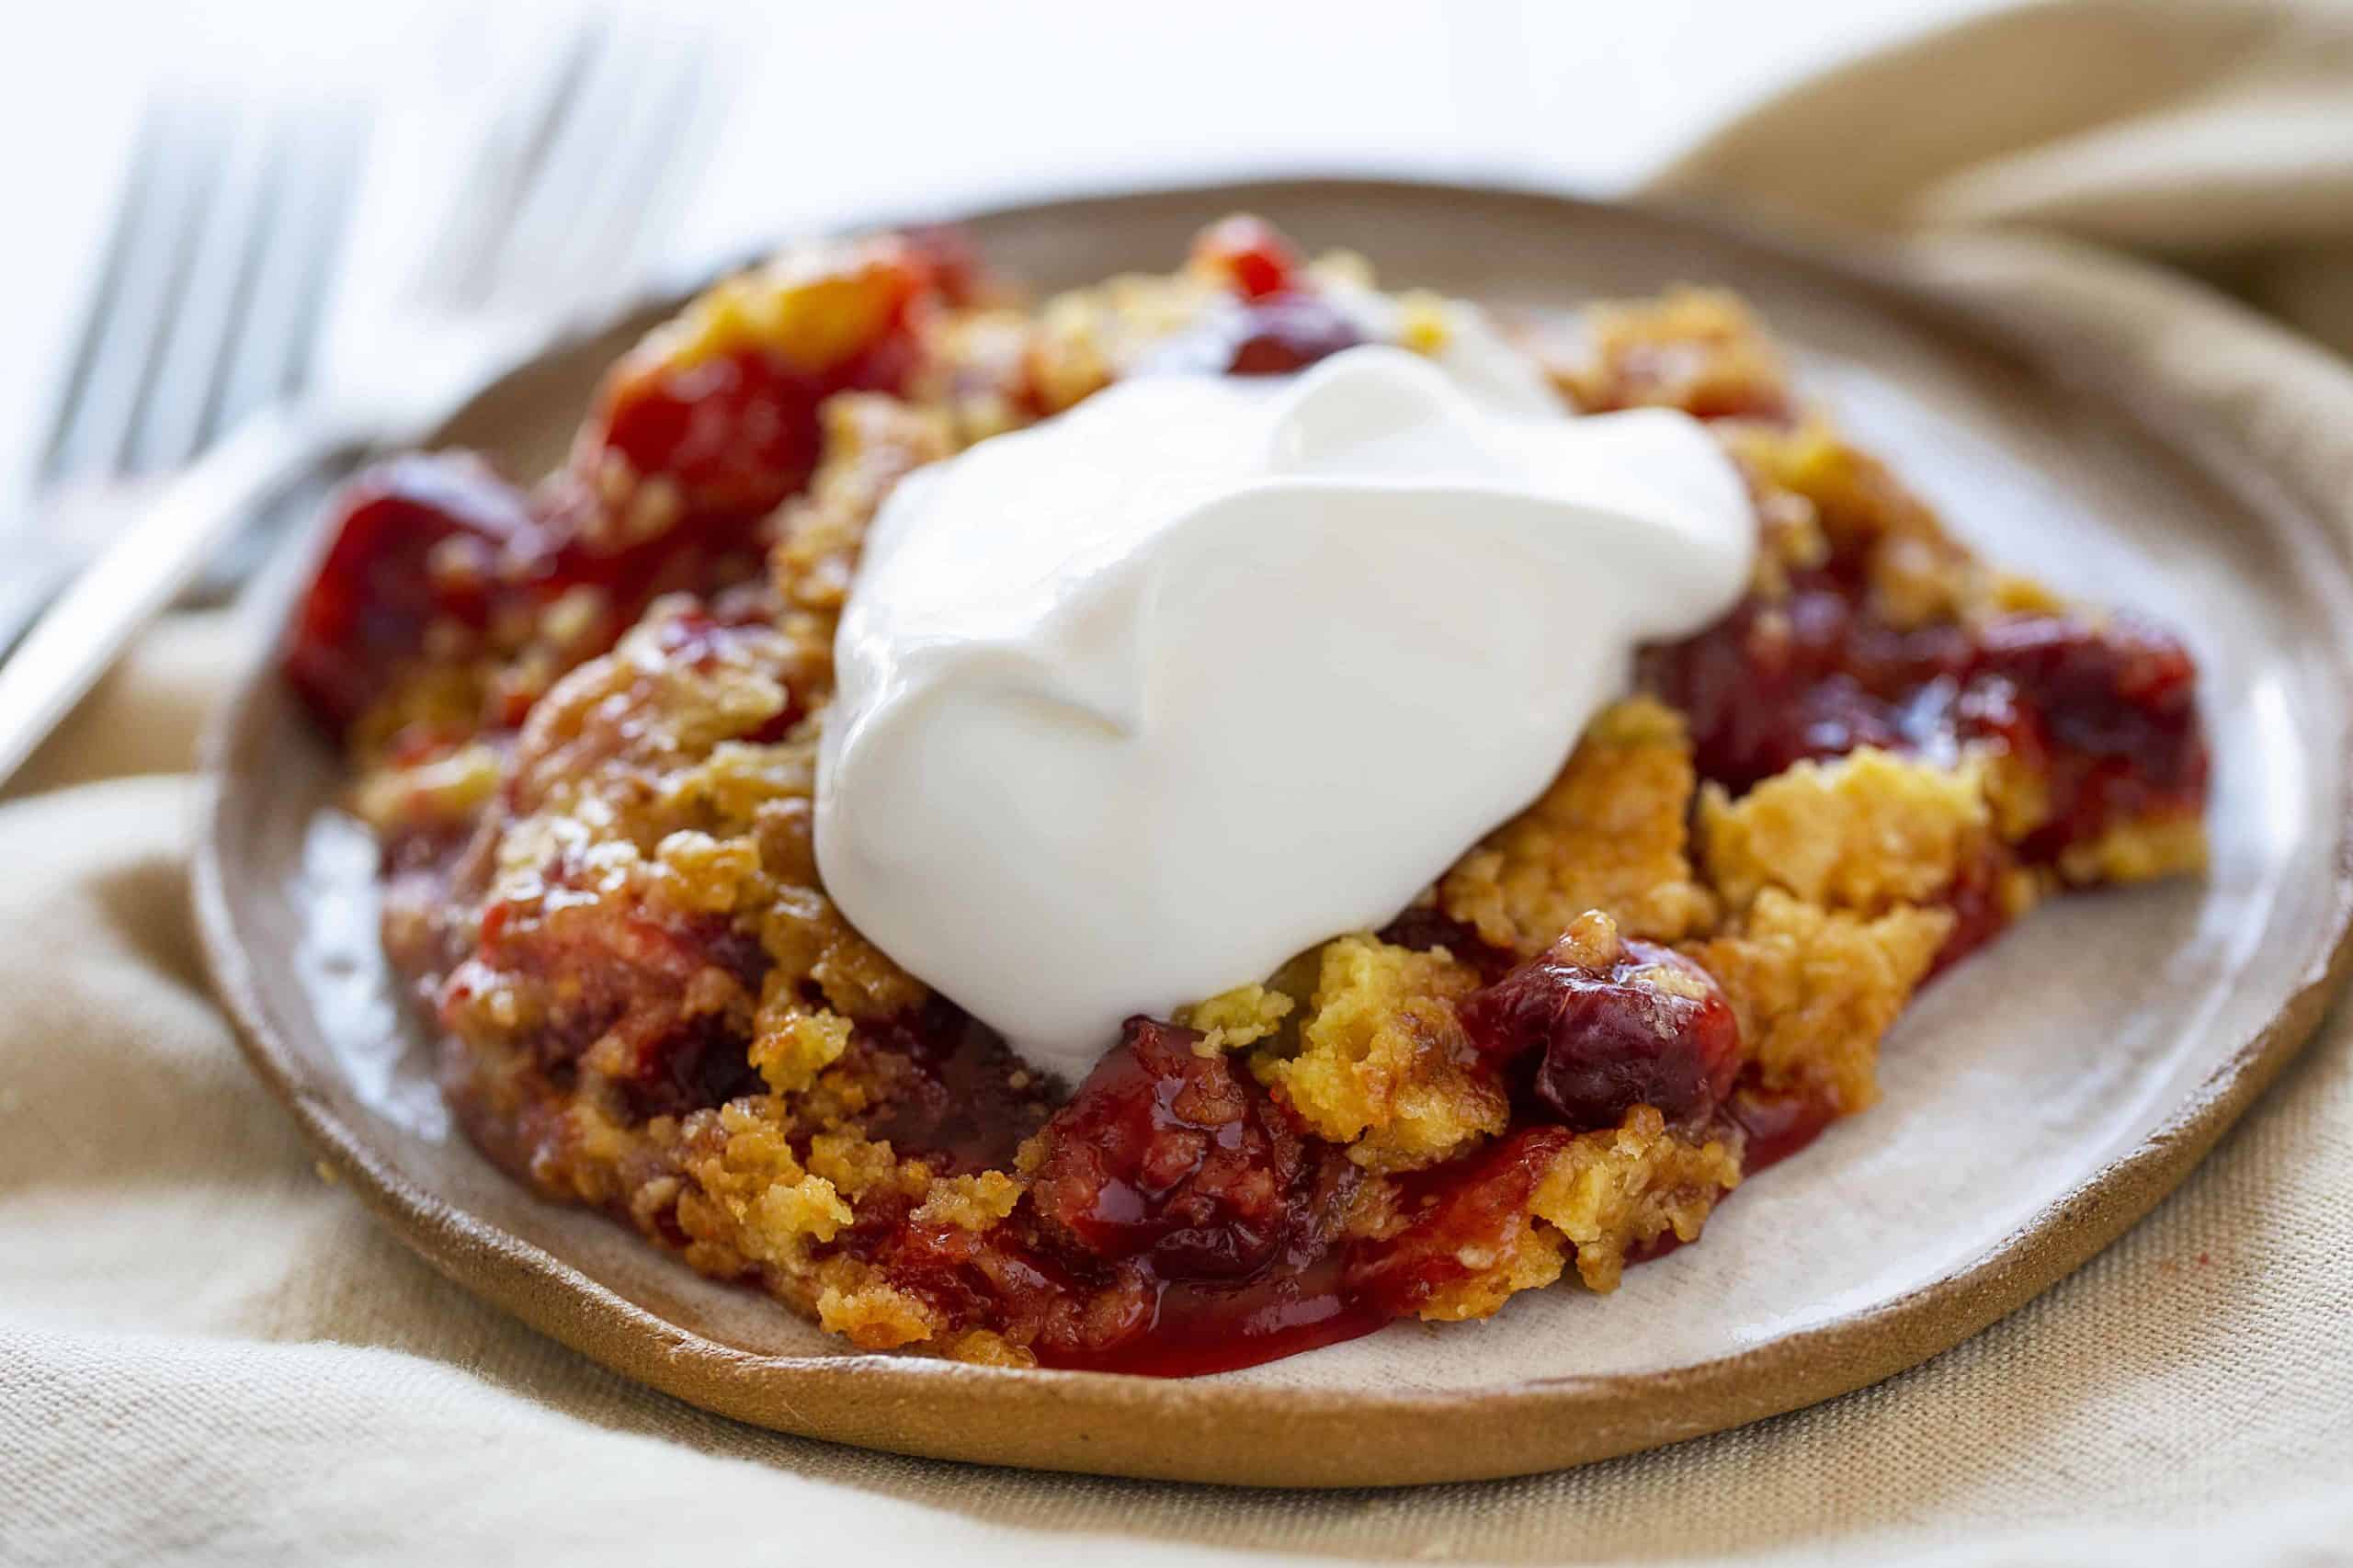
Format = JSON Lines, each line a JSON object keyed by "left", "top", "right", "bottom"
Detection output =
{"left": 0, "top": 0, "right": 1989, "bottom": 506}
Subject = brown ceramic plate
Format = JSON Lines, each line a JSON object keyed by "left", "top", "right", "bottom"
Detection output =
{"left": 195, "top": 179, "right": 2353, "bottom": 1488}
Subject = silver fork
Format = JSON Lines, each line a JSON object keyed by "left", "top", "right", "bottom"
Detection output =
{"left": 0, "top": 13, "right": 719, "bottom": 787}
{"left": 1, "top": 97, "right": 364, "bottom": 655}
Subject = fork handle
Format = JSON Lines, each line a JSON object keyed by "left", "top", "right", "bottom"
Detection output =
{"left": 0, "top": 403, "right": 360, "bottom": 788}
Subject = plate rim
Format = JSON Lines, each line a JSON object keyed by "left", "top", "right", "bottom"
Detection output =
{"left": 193, "top": 175, "right": 2353, "bottom": 1489}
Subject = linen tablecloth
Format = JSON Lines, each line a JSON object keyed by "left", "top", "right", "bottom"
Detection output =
{"left": 7, "top": 3, "right": 2352, "bottom": 1562}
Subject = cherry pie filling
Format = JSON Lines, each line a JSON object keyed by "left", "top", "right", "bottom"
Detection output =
{"left": 292, "top": 218, "right": 2209, "bottom": 1376}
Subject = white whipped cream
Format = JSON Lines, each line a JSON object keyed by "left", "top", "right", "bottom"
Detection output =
{"left": 815, "top": 343, "right": 1754, "bottom": 1079}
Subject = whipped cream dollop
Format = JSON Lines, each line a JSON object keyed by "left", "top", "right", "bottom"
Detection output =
{"left": 815, "top": 342, "right": 1754, "bottom": 1079}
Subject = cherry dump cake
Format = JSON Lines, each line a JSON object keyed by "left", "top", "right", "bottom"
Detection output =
{"left": 288, "top": 216, "right": 2209, "bottom": 1376}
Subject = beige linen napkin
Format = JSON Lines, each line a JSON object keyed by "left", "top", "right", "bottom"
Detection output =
{"left": 8, "top": 4, "right": 2353, "bottom": 1562}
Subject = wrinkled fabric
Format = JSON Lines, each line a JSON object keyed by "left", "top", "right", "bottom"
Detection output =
{"left": 6, "top": 3, "right": 2353, "bottom": 1562}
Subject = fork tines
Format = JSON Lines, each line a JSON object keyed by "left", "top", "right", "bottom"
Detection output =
{"left": 41, "top": 95, "right": 364, "bottom": 490}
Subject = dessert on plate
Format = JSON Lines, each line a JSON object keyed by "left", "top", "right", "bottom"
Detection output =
{"left": 285, "top": 215, "right": 2209, "bottom": 1376}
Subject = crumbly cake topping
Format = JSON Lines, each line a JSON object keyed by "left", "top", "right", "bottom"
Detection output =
{"left": 1699, "top": 748, "right": 1992, "bottom": 915}
{"left": 1440, "top": 697, "right": 1718, "bottom": 951}
{"left": 1251, "top": 934, "right": 1505, "bottom": 1173}
{"left": 1688, "top": 892, "right": 1953, "bottom": 1116}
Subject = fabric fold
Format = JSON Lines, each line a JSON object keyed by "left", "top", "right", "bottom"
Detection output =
{"left": 1655, "top": 0, "right": 2353, "bottom": 356}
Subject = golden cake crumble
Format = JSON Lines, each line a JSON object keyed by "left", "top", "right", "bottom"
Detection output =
{"left": 1249, "top": 934, "right": 1506, "bottom": 1173}
{"left": 1688, "top": 892, "right": 1953, "bottom": 1116}
{"left": 1699, "top": 748, "right": 1993, "bottom": 915}
{"left": 1440, "top": 697, "right": 1718, "bottom": 952}
{"left": 288, "top": 214, "right": 2210, "bottom": 1377}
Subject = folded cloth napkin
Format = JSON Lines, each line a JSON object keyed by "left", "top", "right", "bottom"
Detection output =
{"left": 7, "top": 4, "right": 2353, "bottom": 1563}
